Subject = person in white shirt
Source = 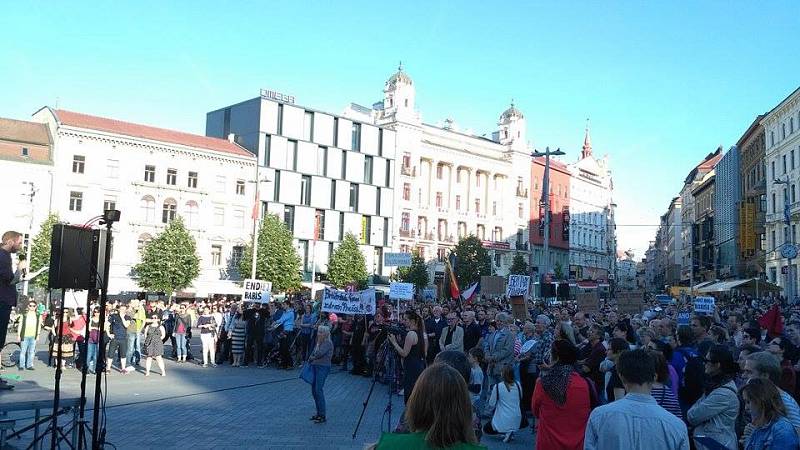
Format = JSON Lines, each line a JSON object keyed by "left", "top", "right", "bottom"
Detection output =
{"left": 484, "top": 364, "right": 521, "bottom": 443}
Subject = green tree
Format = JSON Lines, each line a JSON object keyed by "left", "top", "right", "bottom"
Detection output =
{"left": 509, "top": 253, "right": 529, "bottom": 275}
{"left": 239, "top": 214, "right": 302, "bottom": 293}
{"left": 133, "top": 217, "right": 200, "bottom": 296}
{"left": 327, "top": 232, "right": 368, "bottom": 289}
{"left": 452, "top": 236, "right": 491, "bottom": 288}
{"left": 553, "top": 261, "right": 564, "bottom": 280}
{"left": 29, "top": 213, "right": 60, "bottom": 289}
{"left": 396, "top": 250, "right": 429, "bottom": 293}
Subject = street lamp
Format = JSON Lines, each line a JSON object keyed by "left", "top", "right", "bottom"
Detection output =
{"left": 247, "top": 166, "right": 271, "bottom": 281}
{"left": 531, "top": 147, "right": 565, "bottom": 299}
{"left": 774, "top": 177, "right": 796, "bottom": 303}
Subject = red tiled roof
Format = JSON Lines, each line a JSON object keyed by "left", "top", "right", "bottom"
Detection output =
{"left": 54, "top": 109, "right": 254, "bottom": 158}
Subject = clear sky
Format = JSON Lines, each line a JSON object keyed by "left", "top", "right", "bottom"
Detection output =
{"left": 2, "top": 1, "right": 798, "bottom": 259}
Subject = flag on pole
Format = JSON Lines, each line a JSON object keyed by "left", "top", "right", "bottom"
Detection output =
{"left": 251, "top": 189, "right": 260, "bottom": 221}
{"left": 444, "top": 257, "right": 460, "bottom": 300}
{"left": 461, "top": 282, "right": 480, "bottom": 304}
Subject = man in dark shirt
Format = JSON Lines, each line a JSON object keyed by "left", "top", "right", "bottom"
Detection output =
{"left": 424, "top": 306, "right": 447, "bottom": 364}
{"left": 461, "top": 310, "right": 482, "bottom": 352}
{"left": 106, "top": 304, "right": 131, "bottom": 372}
{"left": 0, "top": 231, "right": 23, "bottom": 390}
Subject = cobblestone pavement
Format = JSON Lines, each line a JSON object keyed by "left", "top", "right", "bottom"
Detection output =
{"left": 1, "top": 339, "right": 534, "bottom": 449}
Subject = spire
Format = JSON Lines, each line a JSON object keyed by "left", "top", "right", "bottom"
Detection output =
{"left": 398, "top": 61, "right": 403, "bottom": 72}
{"left": 582, "top": 118, "right": 593, "bottom": 158}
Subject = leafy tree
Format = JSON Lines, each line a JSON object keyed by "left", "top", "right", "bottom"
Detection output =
{"left": 452, "top": 236, "right": 491, "bottom": 288}
{"left": 509, "top": 253, "right": 529, "bottom": 275}
{"left": 553, "top": 261, "right": 564, "bottom": 280}
{"left": 134, "top": 217, "right": 200, "bottom": 296}
{"left": 396, "top": 250, "right": 429, "bottom": 293}
{"left": 327, "top": 232, "right": 368, "bottom": 289}
{"left": 239, "top": 214, "right": 302, "bottom": 293}
{"left": 29, "top": 213, "right": 59, "bottom": 289}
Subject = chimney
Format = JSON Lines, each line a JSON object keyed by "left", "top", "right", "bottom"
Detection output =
{"left": 227, "top": 133, "right": 236, "bottom": 143}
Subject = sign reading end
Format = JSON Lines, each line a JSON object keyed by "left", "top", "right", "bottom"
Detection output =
{"left": 243, "top": 279, "right": 272, "bottom": 303}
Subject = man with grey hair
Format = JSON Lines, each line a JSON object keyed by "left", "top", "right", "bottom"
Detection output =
{"left": 461, "top": 310, "right": 481, "bottom": 352}
{"left": 486, "top": 312, "right": 515, "bottom": 386}
{"left": 744, "top": 351, "right": 800, "bottom": 436}
{"left": 425, "top": 305, "right": 446, "bottom": 363}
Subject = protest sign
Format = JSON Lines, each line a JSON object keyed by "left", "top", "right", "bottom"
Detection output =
{"left": 677, "top": 312, "right": 691, "bottom": 326}
{"left": 694, "top": 296, "right": 715, "bottom": 315}
{"left": 389, "top": 282, "right": 414, "bottom": 300}
{"left": 481, "top": 276, "right": 506, "bottom": 296}
{"left": 384, "top": 252, "right": 412, "bottom": 267}
{"left": 506, "top": 275, "right": 531, "bottom": 297}
{"left": 321, "top": 288, "right": 376, "bottom": 315}
{"left": 616, "top": 291, "right": 643, "bottom": 314}
{"left": 243, "top": 279, "right": 272, "bottom": 303}
{"left": 422, "top": 287, "right": 436, "bottom": 301}
{"left": 576, "top": 291, "right": 599, "bottom": 313}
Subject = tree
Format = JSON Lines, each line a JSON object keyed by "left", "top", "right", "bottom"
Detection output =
{"left": 553, "top": 261, "right": 564, "bottom": 280}
{"left": 133, "top": 217, "right": 200, "bottom": 296}
{"left": 239, "top": 214, "right": 302, "bottom": 293}
{"left": 452, "top": 236, "right": 491, "bottom": 288}
{"left": 327, "top": 232, "right": 368, "bottom": 289}
{"left": 29, "top": 213, "right": 59, "bottom": 289}
{"left": 396, "top": 250, "right": 429, "bottom": 293}
{"left": 509, "top": 253, "right": 529, "bottom": 275}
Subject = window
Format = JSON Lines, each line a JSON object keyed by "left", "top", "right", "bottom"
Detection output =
{"left": 141, "top": 196, "right": 155, "bottom": 222}
{"left": 231, "top": 246, "right": 244, "bottom": 267}
{"left": 329, "top": 179, "right": 335, "bottom": 208}
{"left": 458, "top": 222, "right": 466, "bottom": 238}
{"left": 166, "top": 168, "right": 177, "bottom": 185}
{"left": 376, "top": 188, "right": 381, "bottom": 216}
{"left": 435, "top": 192, "right": 443, "bottom": 208}
{"left": 403, "top": 183, "right": 411, "bottom": 201}
{"left": 772, "top": 161, "right": 776, "bottom": 180}
{"left": 103, "top": 197, "right": 116, "bottom": 212}
{"left": 211, "top": 245, "right": 222, "bottom": 266}
{"left": 216, "top": 175, "right": 226, "bottom": 193}
{"left": 303, "top": 111, "right": 314, "bottom": 141}
{"left": 106, "top": 159, "right": 119, "bottom": 178}
{"left": 364, "top": 156, "right": 373, "bottom": 184}
{"left": 436, "top": 165, "right": 443, "bottom": 180}
{"left": 401, "top": 212, "right": 410, "bottom": 231}
{"left": 283, "top": 205, "right": 295, "bottom": 232}
{"left": 69, "top": 191, "right": 83, "bottom": 211}
{"left": 162, "top": 199, "right": 177, "bottom": 223}
{"left": 315, "top": 210, "right": 325, "bottom": 240}
{"left": 21, "top": 147, "right": 29, "bottom": 157}
{"left": 456, "top": 170, "right": 462, "bottom": 183}
{"left": 277, "top": 104, "right": 284, "bottom": 135}
{"left": 402, "top": 152, "right": 411, "bottom": 169}
{"left": 772, "top": 192, "right": 777, "bottom": 214}
{"left": 137, "top": 234, "right": 152, "bottom": 255}
{"left": 300, "top": 175, "right": 311, "bottom": 206}
{"left": 518, "top": 203, "right": 524, "bottom": 219}
{"left": 783, "top": 155, "right": 787, "bottom": 174}
{"left": 214, "top": 206, "right": 225, "bottom": 226}
{"left": 793, "top": 185, "right": 797, "bottom": 204}
{"left": 333, "top": 117, "right": 339, "bottom": 147}
{"left": 341, "top": 150, "right": 347, "bottom": 179}
{"left": 771, "top": 131, "right": 775, "bottom": 147}
{"left": 188, "top": 171, "right": 198, "bottom": 188}
{"left": 792, "top": 118, "right": 796, "bottom": 134}
{"left": 383, "top": 217, "right": 389, "bottom": 246}
{"left": 492, "top": 201, "right": 497, "bottom": 216}
{"left": 72, "top": 155, "right": 85, "bottom": 174}
{"left": 455, "top": 195, "right": 461, "bottom": 211}
{"left": 144, "top": 165, "right": 155, "bottom": 183}
{"left": 317, "top": 146, "right": 328, "bottom": 176}
{"left": 338, "top": 213, "right": 344, "bottom": 240}
{"left": 385, "top": 160, "right": 391, "bottom": 188}
{"left": 274, "top": 170, "right": 281, "bottom": 201}
{"left": 783, "top": 123, "right": 786, "bottom": 139}
{"left": 351, "top": 123, "right": 361, "bottom": 151}
{"left": 234, "top": 209, "right": 245, "bottom": 228}
{"left": 493, "top": 227, "right": 503, "bottom": 241}
{"left": 477, "top": 224, "right": 485, "bottom": 240}
{"left": 476, "top": 174, "right": 481, "bottom": 187}
{"left": 288, "top": 140, "right": 298, "bottom": 171}
{"left": 792, "top": 150, "right": 796, "bottom": 170}
{"left": 349, "top": 184, "right": 359, "bottom": 212}
{"left": 263, "top": 134, "right": 271, "bottom": 166}
{"left": 772, "top": 230, "right": 777, "bottom": 250}
{"left": 185, "top": 201, "right": 199, "bottom": 227}
{"left": 236, "top": 179, "right": 246, "bottom": 195}
{"left": 475, "top": 199, "right": 481, "bottom": 214}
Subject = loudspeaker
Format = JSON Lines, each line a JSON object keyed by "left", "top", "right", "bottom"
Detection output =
{"left": 557, "top": 283, "right": 571, "bottom": 299}
{"left": 49, "top": 224, "right": 109, "bottom": 290}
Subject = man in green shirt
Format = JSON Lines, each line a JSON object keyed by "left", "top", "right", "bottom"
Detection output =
{"left": 17, "top": 301, "right": 41, "bottom": 370}
{"left": 126, "top": 300, "right": 147, "bottom": 366}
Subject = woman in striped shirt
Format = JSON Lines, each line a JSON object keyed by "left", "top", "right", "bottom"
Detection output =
{"left": 650, "top": 350, "right": 683, "bottom": 420}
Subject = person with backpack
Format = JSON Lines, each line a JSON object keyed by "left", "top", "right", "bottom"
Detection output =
{"left": 532, "top": 339, "right": 594, "bottom": 450}
{"left": 484, "top": 364, "right": 522, "bottom": 443}
{"left": 673, "top": 325, "right": 705, "bottom": 414}
{"left": 686, "top": 345, "right": 740, "bottom": 450}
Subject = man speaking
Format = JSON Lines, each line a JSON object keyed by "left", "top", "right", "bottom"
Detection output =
{"left": 0, "top": 231, "right": 24, "bottom": 390}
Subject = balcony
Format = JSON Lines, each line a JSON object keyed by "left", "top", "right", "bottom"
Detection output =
{"left": 399, "top": 228, "right": 413, "bottom": 238}
{"left": 401, "top": 165, "right": 416, "bottom": 177}
{"left": 420, "top": 232, "right": 435, "bottom": 241}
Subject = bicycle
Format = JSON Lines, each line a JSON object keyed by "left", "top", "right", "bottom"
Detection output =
{"left": 1, "top": 341, "right": 20, "bottom": 368}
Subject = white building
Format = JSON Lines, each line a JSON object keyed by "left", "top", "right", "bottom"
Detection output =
{"left": 763, "top": 87, "right": 800, "bottom": 298}
{"left": 205, "top": 92, "right": 397, "bottom": 282}
{"left": 31, "top": 107, "right": 257, "bottom": 297}
{"left": 617, "top": 253, "right": 637, "bottom": 290}
{"left": 348, "top": 65, "right": 532, "bottom": 277}
{"left": 568, "top": 128, "right": 615, "bottom": 281}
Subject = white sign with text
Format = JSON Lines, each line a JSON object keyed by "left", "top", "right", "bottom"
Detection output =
{"left": 243, "top": 279, "right": 272, "bottom": 303}
{"left": 506, "top": 275, "right": 531, "bottom": 297}
{"left": 321, "top": 288, "right": 376, "bottom": 315}
{"left": 389, "top": 282, "right": 414, "bottom": 300}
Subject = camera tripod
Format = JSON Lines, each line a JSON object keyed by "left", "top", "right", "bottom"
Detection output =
{"left": 351, "top": 338, "right": 402, "bottom": 440}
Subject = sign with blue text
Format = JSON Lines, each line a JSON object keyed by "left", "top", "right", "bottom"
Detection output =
{"left": 389, "top": 282, "right": 414, "bottom": 300}
{"left": 321, "top": 288, "right": 376, "bottom": 315}
{"left": 384, "top": 252, "right": 412, "bottom": 267}
{"left": 677, "top": 312, "right": 691, "bottom": 326}
{"left": 693, "top": 296, "right": 716, "bottom": 314}
{"left": 506, "top": 275, "right": 531, "bottom": 297}
{"left": 423, "top": 287, "right": 436, "bottom": 301}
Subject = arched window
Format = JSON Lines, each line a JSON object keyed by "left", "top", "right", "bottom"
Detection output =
{"left": 137, "top": 233, "right": 153, "bottom": 255}
{"left": 185, "top": 201, "right": 199, "bottom": 227}
{"left": 141, "top": 196, "right": 155, "bottom": 222}
{"left": 162, "top": 198, "right": 177, "bottom": 223}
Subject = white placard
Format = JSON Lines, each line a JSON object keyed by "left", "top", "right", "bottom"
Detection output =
{"left": 389, "top": 282, "right": 414, "bottom": 300}
{"left": 694, "top": 296, "right": 716, "bottom": 314}
{"left": 243, "top": 279, "right": 272, "bottom": 303}
{"left": 384, "top": 252, "right": 412, "bottom": 267}
{"left": 506, "top": 275, "right": 531, "bottom": 297}
{"left": 321, "top": 288, "right": 376, "bottom": 315}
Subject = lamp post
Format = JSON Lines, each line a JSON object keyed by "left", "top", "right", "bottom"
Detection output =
{"left": 774, "top": 177, "right": 796, "bottom": 303}
{"left": 531, "top": 147, "right": 565, "bottom": 299}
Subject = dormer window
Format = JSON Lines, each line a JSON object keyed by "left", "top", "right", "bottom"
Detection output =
{"left": 404, "top": 99, "right": 408, "bottom": 107}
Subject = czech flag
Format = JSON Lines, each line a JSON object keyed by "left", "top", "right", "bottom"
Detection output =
{"left": 461, "top": 282, "right": 480, "bottom": 304}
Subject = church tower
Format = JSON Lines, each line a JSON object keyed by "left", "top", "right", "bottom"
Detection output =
{"left": 581, "top": 119, "right": 593, "bottom": 159}
{"left": 382, "top": 62, "right": 417, "bottom": 122}
{"left": 497, "top": 100, "right": 527, "bottom": 152}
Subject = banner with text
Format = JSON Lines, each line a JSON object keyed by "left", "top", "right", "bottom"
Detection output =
{"left": 243, "top": 279, "right": 272, "bottom": 303}
{"left": 694, "top": 296, "right": 716, "bottom": 314}
{"left": 576, "top": 291, "right": 599, "bottom": 313}
{"left": 389, "top": 282, "right": 415, "bottom": 300}
{"left": 384, "top": 252, "right": 412, "bottom": 267}
{"left": 616, "top": 291, "right": 643, "bottom": 314}
{"left": 506, "top": 275, "right": 531, "bottom": 297}
{"left": 321, "top": 288, "right": 376, "bottom": 315}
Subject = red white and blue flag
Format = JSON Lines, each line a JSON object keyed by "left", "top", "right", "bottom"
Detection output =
{"left": 461, "top": 282, "right": 480, "bottom": 304}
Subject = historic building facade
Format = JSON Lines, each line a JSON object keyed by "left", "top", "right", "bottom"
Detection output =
{"left": 530, "top": 156, "right": 570, "bottom": 279}
{"left": 29, "top": 108, "right": 257, "bottom": 297}
{"left": 737, "top": 116, "right": 767, "bottom": 279}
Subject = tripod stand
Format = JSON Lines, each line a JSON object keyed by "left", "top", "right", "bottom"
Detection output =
{"left": 351, "top": 338, "right": 401, "bottom": 440}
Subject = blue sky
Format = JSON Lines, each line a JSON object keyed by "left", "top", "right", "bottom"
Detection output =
{"left": 2, "top": 1, "right": 798, "bottom": 259}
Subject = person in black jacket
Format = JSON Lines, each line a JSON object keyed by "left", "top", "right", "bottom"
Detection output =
{"left": 0, "top": 231, "right": 23, "bottom": 390}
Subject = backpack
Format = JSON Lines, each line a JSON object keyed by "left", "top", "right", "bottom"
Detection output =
{"left": 677, "top": 347, "right": 704, "bottom": 407}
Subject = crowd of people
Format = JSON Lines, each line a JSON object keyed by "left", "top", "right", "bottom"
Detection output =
{"left": 7, "top": 273, "right": 800, "bottom": 449}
